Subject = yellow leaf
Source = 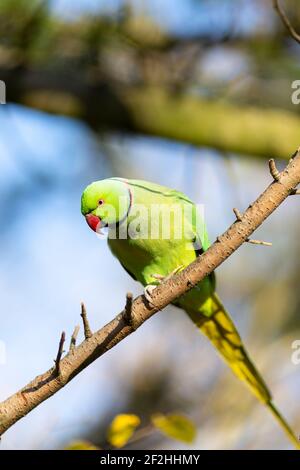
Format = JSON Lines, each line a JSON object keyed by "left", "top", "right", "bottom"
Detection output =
{"left": 151, "top": 414, "right": 197, "bottom": 444}
{"left": 107, "top": 414, "right": 141, "bottom": 448}
{"left": 65, "top": 440, "right": 100, "bottom": 450}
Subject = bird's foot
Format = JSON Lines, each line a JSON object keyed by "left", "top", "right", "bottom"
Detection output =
{"left": 151, "top": 265, "right": 184, "bottom": 284}
{"left": 144, "top": 265, "right": 184, "bottom": 307}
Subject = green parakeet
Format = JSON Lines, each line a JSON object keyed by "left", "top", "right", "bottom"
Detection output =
{"left": 81, "top": 177, "right": 299, "bottom": 449}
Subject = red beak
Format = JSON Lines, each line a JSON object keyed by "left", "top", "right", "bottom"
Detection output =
{"left": 85, "top": 214, "right": 101, "bottom": 233}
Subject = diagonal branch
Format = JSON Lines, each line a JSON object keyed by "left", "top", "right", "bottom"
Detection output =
{"left": 273, "top": 0, "right": 300, "bottom": 44}
{"left": 0, "top": 150, "right": 300, "bottom": 436}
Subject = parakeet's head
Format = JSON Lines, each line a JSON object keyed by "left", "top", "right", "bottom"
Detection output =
{"left": 81, "top": 178, "right": 131, "bottom": 233}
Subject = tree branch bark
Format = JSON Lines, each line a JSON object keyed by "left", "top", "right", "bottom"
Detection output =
{"left": 0, "top": 150, "right": 300, "bottom": 436}
{"left": 273, "top": 0, "right": 300, "bottom": 44}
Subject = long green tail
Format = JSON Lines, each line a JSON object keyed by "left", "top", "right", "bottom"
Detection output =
{"left": 185, "top": 293, "right": 300, "bottom": 449}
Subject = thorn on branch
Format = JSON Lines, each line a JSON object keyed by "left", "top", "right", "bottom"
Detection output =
{"left": 233, "top": 207, "right": 243, "bottom": 221}
{"left": 80, "top": 302, "right": 92, "bottom": 339}
{"left": 187, "top": 279, "right": 195, "bottom": 288}
{"left": 290, "top": 188, "right": 300, "bottom": 195}
{"left": 269, "top": 158, "right": 281, "bottom": 182}
{"left": 290, "top": 148, "right": 300, "bottom": 161}
{"left": 246, "top": 238, "right": 272, "bottom": 247}
{"left": 54, "top": 331, "right": 66, "bottom": 376}
{"left": 69, "top": 325, "right": 80, "bottom": 352}
{"left": 273, "top": 0, "right": 300, "bottom": 45}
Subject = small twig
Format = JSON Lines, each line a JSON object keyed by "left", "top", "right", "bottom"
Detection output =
{"left": 269, "top": 158, "right": 281, "bottom": 181}
{"left": 80, "top": 302, "right": 92, "bottom": 339}
{"left": 233, "top": 207, "right": 243, "bottom": 221}
{"left": 69, "top": 325, "right": 80, "bottom": 352}
{"left": 126, "top": 424, "right": 154, "bottom": 446}
{"left": 54, "top": 331, "right": 66, "bottom": 375}
{"left": 235, "top": 209, "right": 271, "bottom": 246}
{"left": 273, "top": 0, "right": 300, "bottom": 45}
{"left": 246, "top": 238, "right": 272, "bottom": 247}
{"left": 123, "top": 292, "right": 134, "bottom": 327}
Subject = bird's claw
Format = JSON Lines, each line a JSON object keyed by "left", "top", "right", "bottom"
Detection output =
{"left": 144, "top": 265, "right": 184, "bottom": 307}
{"left": 144, "top": 285, "right": 157, "bottom": 305}
{"left": 150, "top": 265, "right": 184, "bottom": 284}
{"left": 145, "top": 266, "right": 184, "bottom": 307}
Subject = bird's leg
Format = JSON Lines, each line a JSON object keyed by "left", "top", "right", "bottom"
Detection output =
{"left": 143, "top": 265, "right": 184, "bottom": 305}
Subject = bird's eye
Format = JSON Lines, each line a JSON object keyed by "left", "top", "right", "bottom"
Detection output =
{"left": 98, "top": 199, "right": 104, "bottom": 206}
